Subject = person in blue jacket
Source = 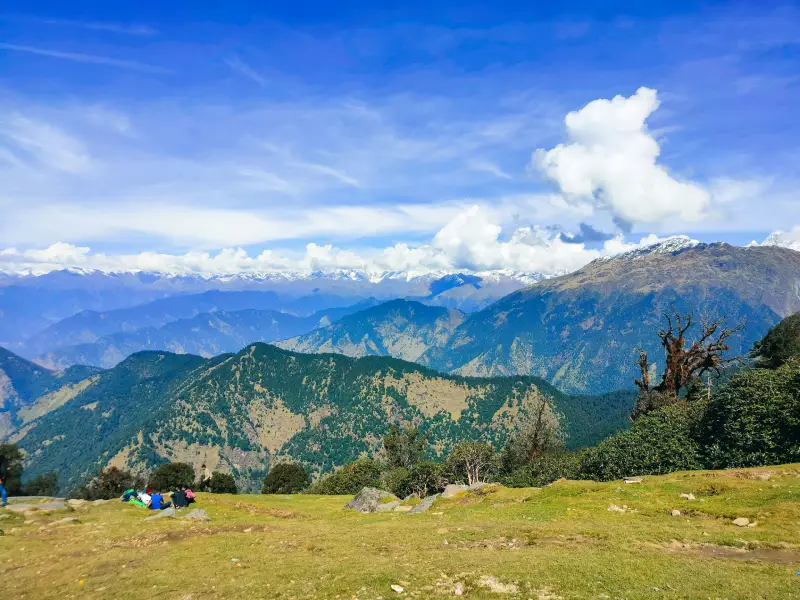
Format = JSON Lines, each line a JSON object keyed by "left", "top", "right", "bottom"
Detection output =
{"left": 0, "top": 453, "right": 9, "bottom": 507}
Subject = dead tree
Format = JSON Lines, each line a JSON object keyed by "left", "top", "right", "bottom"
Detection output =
{"left": 632, "top": 311, "right": 742, "bottom": 419}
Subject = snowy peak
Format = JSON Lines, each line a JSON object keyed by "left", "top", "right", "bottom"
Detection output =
{"left": 756, "top": 230, "right": 800, "bottom": 252}
{"left": 611, "top": 235, "right": 702, "bottom": 261}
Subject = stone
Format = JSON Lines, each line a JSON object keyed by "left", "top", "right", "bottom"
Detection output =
{"left": 390, "top": 584, "right": 404, "bottom": 593}
{"left": 468, "top": 482, "right": 489, "bottom": 491}
{"left": 93, "top": 499, "right": 112, "bottom": 505}
{"left": 407, "top": 494, "right": 439, "bottom": 515}
{"left": 671, "top": 510, "right": 681, "bottom": 517}
{"left": 67, "top": 499, "right": 88, "bottom": 508}
{"left": 182, "top": 509, "right": 211, "bottom": 522}
{"left": 393, "top": 505, "right": 413, "bottom": 513}
{"left": 441, "top": 484, "right": 468, "bottom": 499}
{"left": 144, "top": 507, "right": 176, "bottom": 521}
{"left": 679, "top": 493, "right": 696, "bottom": 501}
{"left": 375, "top": 501, "right": 400, "bottom": 513}
{"left": 732, "top": 517, "right": 750, "bottom": 527}
{"left": 607, "top": 505, "right": 626, "bottom": 513}
{"left": 343, "top": 488, "right": 399, "bottom": 514}
{"left": 747, "top": 522, "right": 758, "bottom": 528}
{"left": 623, "top": 477, "right": 643, "bottom": 484}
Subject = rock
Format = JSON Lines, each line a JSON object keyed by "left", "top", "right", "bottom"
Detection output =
{"left": 679, "top": 493, "right": 696, "bottom": 501}
{"left": 407, "top": 494, "right": 439, "bottom": 515}
{"left": 92, "top": 499, "right": 111, "bottom": 505}
{"left": 607, "top": 505, "right": 626, "bottom": 513}
{"left": 182, "top": 509, "right": 211, "bottom": 522}
{"left": 441, "top": 484, "right": 468, "bottom": 499}
{"left": 144, "top": 507, "right": 176, "bottom": 521}
{"left": 403, "top": 494, "right": 416, "bottom": 502}
{"left": 623, "top": 477, "right": 643, "bottom": 484}
{"left": 393, "top": 505, "right": 413, "bottom": 513}
{"left": 343, "top": 488, "right": 399, "bottom": 514}
{"left": 732, "top": 517, "right": 750, "bottom": 527}
{"left": 747, "top": 522, "right": 758, "bottom": 528}
{"left": 390, "top": 584, "right": 404, "bottom": 593}
{"left": 468, "top": 482, "right": 489, "bottom": 491}
{"left": 67, "top": 499, "right": 88, "bottom": 508}
{"left": 671, "top": 510, "right": 681, "bottom": 517}
{"left": 23, "top": 510, "right": 38, "bottom": 518}
{"left": 375, "top": 501, "right": 400, "bottom": 513}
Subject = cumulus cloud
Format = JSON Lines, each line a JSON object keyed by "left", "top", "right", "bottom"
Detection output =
{"left": 533, "top": 87, "right": 712, "bottom": 224}
{"left": 0, "top": 206, "right": 688, "bottom": 277}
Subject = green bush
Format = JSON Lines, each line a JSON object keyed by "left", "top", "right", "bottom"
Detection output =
{"left": 380, "top": 467, "right": 412, "bottom": 497}
{"left": 23, "top": 472, "right": 58, "bottom": 496}
{"left": 149, "top": 462, "right": 195, "bottom": 491}
{"left": 702, "top": 361, "right": 800, "bottom": 468}
{"left": 579, "top": 405, "right": 704, "bottom": 481}
{"left": 262, "top": 463, "right": 309, "bottom": 494}
{"left": 74, "top": 467, "right": 142, "bottom": 500}
{"left": 0, "top": 443, "right": 24, "bottom": 495}
{"left": 308, "top": 457, "right": 383, "bottom": 495}
{"left": 501, "top": 451, "right": 583, "bottom": 488}
{"left": 208, "top": 472, "right": 238, "bottom": 494}
{"left": 752, "top": 313, "right": 800, "bottom": 368}
{"left": 407, "top": 461, "right": 446, "bottom": 497}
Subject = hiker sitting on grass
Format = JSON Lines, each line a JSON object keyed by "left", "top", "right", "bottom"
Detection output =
{"left": 184, "top": 485, "right": 196, "bottom": 504}
{"left": 149, "top": 491, "right": 171, "bottom": 510}
{"left": 171, "top": 486, "right": 189, "bottom": 509}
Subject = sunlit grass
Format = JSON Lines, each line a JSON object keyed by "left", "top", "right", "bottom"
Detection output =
{"left": 2, "top": 464, "right": 799, "bottom": 599}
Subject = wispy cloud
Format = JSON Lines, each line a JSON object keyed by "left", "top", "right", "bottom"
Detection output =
{"left": 0, "top": 43, "right": 169, "bottom": 73}
{"left": 0, "top": 14, "right": 157, "bottom": 35}
{"left": 225, "top": 56, "right": 268, "bottom": 87}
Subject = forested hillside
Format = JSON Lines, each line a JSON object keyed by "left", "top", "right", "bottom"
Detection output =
{"left": 13, "top": 344, "right": 633, "bottom": 492}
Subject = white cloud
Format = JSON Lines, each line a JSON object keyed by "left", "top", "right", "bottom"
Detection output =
{"left": 0, "top": 114, "right": 91, "bottom": 172}
{"left": 0, "top": 43, "right": 169, "bottom": 73}
{"left": 0, "top": 206, "right": 691, "bottom": 276}
{"left": 533, "top": 87, "right": 712, "bottom": 224}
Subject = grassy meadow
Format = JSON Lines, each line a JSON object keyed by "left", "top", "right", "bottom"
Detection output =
{"left": 2, "top": 465, "right": 799, "bottom": 599}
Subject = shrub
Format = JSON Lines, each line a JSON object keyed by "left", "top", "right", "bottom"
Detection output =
{"left": 380, "top": 467, "right": 412, "bottom": 497}
{"left": 74, "top": 467, "right": 142, "bottom": 500}
{"left": 208, "top": 472, "right": 238, "bottom": 494}
{"left": 149, "top": 462, "right": 195, "bottom": 491}
{"left": 446, "top": 442, "right": 498, "bottom": 485}
{"left": 23, "top": 472, "right": 58, "bottom": 496}
{"left": 407, "top": 461, "right": 446, "bottom": 497}
{"left": 702, "top": 361, "right": 800, "bottom": 468}
{"left": 579, "top": 405, "right": 704, "bottom": 481}
{"left": 262, "top": 463, "right": 309, "bottom": 494}
{"left": 0, "top": 443, "right": 24, "bottom": 495}
{"left": 501, "top": 451, "right": 583, "bottom": 488}
{"left": 308, "top": 457, "right": 383, "bottom": 495}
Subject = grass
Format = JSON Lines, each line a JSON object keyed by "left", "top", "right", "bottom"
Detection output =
{"left": 2, "top": 465, "right": 800, "bottom": 599}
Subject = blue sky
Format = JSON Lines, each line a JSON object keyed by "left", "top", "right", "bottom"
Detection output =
{"left": 0, "top": 1, "right": 798, "bottom": 274}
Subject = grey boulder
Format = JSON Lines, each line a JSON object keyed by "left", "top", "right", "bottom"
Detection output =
{"left": 344, "top": 488, "right": 399, "bottom": 514}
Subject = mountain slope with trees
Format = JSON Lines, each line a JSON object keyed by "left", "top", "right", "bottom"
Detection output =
{"left": 424, "top": 243, "right": 800, "bottom": 393}
{"left": 277, "top": 299, "right": 465, "bottom": 362}
{"left": 13, "top": 344, "right": 633, "bottom": 492}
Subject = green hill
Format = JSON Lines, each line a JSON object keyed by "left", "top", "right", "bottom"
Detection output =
{"left": 14, "top": 344, "right": 633, "bottom": 492}
{"left": 0, "top": 347, "right": 101, "bottom": 438}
